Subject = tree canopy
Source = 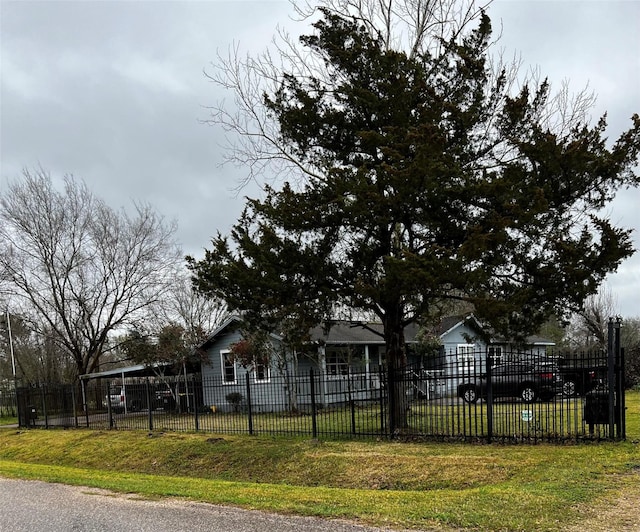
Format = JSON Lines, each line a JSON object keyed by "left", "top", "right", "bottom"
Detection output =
{"left": 189, "top": 7, "right": 640, "bottom": 382}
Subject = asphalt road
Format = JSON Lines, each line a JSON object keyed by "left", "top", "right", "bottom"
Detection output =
{"left": 0, "top": 478, "right": 407, "bottom": 532}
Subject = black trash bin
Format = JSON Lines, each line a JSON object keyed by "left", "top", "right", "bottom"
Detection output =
{"left": 584, "top": 390, "right": 609, "bottom": 425}
{"left": 584, "top": 389, "right": 619, "bottom": 435}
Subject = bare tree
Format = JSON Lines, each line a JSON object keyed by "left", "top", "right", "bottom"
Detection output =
{"left": 566, "top": 285, "right": 619, "bottom": 350}
{"left": 0, "top": 168, "right": 182, "bottom": 378}
{"left": 621, "top": 317, "right": 640, "bottom": 387}
{"left": 204, "top": 0, "right": 595, "bottom": 189}
{"left": 156, "top": 274, "right": 229, "bottom": 351}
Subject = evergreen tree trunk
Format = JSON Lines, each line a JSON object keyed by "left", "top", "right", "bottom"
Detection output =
{"left": 384, "top": 306, "right": 408, "bottom": 432}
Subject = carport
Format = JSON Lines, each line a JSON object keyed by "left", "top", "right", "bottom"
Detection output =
{"left": 79, "top": 361, "right": 201, "bottom": 418}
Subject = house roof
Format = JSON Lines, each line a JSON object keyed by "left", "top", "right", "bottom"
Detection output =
{"left": 434, "top": 314, "right": 484, "bottom": 338}
{"left": 199, "top": 315, "right": 283, "bottom": 350}
{"left": 310, "top": 321, "right": 385, "bottom": 344}
{"left": 199, "top": 315, "right": 242, "bottom": 349}
{"left": 309, "top": 320, "right": 420, "bottom": 344}
{"left": 79, "top": 361, "right": 189, "bottom": 380}
{"left": 198, "top": 314, "right": 555, "bottom": 349}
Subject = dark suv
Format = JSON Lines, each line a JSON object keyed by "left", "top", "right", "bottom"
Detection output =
{"left": 457, "top": 362, "right": 562, "bottom": 403}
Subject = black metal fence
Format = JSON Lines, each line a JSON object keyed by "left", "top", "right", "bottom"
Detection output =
{"left": 15, "top": 347, "right": 625, "bottom": 443}
{"left": 0, "top": 385, "right": 17, "bottom": 418}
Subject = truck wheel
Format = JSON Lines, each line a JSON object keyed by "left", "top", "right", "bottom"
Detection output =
{"left": 520, "top": 386, "right": 537, "bottom": 403}
{"left": 562, "top": 380, "right": 577, "bottom": 397}
{"left": 462, "top": 387, "right": 478, "bottom": 404}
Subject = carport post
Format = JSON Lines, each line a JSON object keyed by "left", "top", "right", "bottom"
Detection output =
{"left": 81, "top": 379, "right": 89, "bottom": 428}
{"left": 107, "top": 381, "right": 114, "bottom": 429}
{"left": 310, "top": 368, "right": 317, "bottom": 439}
{"left": 193, "top": 376, "right": 199, "bottom": 431}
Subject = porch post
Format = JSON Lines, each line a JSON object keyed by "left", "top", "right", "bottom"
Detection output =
{"left": 364, "top": 345, "right": 370, "bottom": 391}
{"left": 319, "top": 345, "right": 327, "bottom": 405}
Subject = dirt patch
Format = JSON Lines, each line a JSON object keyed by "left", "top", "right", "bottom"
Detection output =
{"left": 565, "top": 472, "right": 640, "bottom": 532}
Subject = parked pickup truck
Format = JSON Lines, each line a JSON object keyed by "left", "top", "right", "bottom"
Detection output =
{"left": 458, "top": 361, "right": 562, "bottom": 403}
{"left": 557, "top": 356, "right": 608, "bottom": 397}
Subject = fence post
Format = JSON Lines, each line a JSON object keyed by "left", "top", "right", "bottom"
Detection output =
{"left": 310, "top": 368, "right": 317, "bottom": 439}
{"left": 348, "top": 369, "right": 356, "bottom": 435}
{"left": 607, "top": 319, "right": 616, "bottom": 439}
{"left": 71, "top": 384, "right": 78, "bottom": 428}
{"left": 378, "top": 365, "right": 386, "bottom": 436}
{"left": 107, "top": 381, "right": 114, "bottom": 429}
{"left": 193, "top": 376, "right": 199, "bottom": 431}
{"left": 486, "top": 354, "right": 493, "bottom": 444}
{"left": 614, "top": 319, "right": 625, "bottom": 439}
{"left": 81, "top": 380, "right": 89, "bottom": 428}
{"left": 245, "top": 372, "right": 253, "bottom": 435}
{"left": 15, "top": 388, "right": 23, "bottom": 427}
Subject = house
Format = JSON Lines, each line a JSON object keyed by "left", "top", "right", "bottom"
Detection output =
{"left": 197, "top": 314, "right": 555, "bottom": 411}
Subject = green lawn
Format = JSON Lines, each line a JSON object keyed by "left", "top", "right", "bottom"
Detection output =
{"left": 0, "top": 391, "right": 638, "bottom": 531}
{"left": 84, "top": 394, "right": 612, "bottom": 443}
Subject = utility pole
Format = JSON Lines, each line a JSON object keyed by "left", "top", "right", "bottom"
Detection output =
{"left": 5, "top": 310, "right": 16, "bottom": 382}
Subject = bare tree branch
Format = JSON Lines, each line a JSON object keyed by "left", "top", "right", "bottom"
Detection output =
{"left": 0, "top": 168, "right": 182, "bottom": 377}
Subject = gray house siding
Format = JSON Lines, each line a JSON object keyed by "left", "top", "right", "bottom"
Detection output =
{"left": 198, "top": 316, "right": 555, "bottom": 410}
{"left": 200, "top": 323, "right": 295, "bottom": 413}
{"left": 439, "top": 320, "right": 486, "bottom": 396}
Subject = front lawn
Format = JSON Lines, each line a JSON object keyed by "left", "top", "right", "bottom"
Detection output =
{"left": 0, "top": 391, "right": 637, "bottom": 531}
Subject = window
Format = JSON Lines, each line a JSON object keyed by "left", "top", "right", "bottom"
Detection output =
{"left": 488, "top": 346, "right": 503, "bottom": 367}
{"left": 326, "top": 349, "right": 349, "bottom": 377}
{"left": 253, "top": 359, "right": 270, "bottom": 383}
{"left": 457, "top": 344, "right": 476, "bottom": 373}
{"left": 221, "top": 350, "right": 236, "bottom": 384}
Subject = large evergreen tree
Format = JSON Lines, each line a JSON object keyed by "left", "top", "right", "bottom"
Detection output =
{"left": 189, "top": 8, "right": 639, "bottom": 428}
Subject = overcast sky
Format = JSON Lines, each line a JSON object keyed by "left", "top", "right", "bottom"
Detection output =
{"left": 1, "top": 0, "right": 639, "bottom": 316}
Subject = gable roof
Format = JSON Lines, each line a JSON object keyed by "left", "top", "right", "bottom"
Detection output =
{"left": 199, "top": 315, "right": 283, "bottom": 350}
{"left": 200, "top": 315, "right": 555, "bottom": 349}
{"left": 434, "top": 314, "right": 484, "bottom": 338}
{"left": 199, "top": 315, "right": 242, "bottom": 349}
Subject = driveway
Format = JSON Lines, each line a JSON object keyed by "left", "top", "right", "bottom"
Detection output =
{"left": 0, "top": 478, "right": 413, "bottom": 532}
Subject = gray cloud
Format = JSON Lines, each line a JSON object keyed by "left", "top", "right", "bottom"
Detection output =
{"left": 1, "top": 0, "right": 638, "bottom": 315}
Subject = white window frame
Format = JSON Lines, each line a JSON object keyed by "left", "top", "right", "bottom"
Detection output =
{"left": 325, "top": 349, "right": 350, "bottom": 379}
{"left": 220, "top": 349, "right": 237, "bottom": 385}
{"left": 488, "top": 346, "right": 504, "bottom": 367}
{"left": 457, "top": 344, "right": 476, "bottom": 373}
{"left": 253, "top": 359, "right": 271, "bottom": 384}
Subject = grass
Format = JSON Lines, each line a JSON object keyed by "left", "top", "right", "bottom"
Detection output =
{"left": 0, "top": 392, "right": 638, "bottom": 531}
{"left": 82, "top": 396, "right": 607, "bottom": 443}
